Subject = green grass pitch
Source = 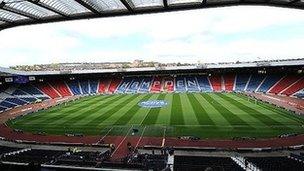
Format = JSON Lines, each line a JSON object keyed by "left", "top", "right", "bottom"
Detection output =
{"left": 6, "top": 93, "right": 304, "bottom": 139}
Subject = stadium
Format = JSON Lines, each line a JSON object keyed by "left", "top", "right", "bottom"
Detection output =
{"left": 0, "top": 0, "right": 304, "bottom": 171}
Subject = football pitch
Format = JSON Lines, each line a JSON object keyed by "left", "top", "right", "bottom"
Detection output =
{"left": 7, "top": 93, "right": 304, "bottom": 139}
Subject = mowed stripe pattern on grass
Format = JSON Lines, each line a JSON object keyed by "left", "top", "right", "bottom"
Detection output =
{"left": 7, "top": 93, "right": 304, "bottom": 139}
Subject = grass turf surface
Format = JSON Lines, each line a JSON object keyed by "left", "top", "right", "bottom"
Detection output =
{"left": 6, "top": 93, "right": 304, "bottom": 139}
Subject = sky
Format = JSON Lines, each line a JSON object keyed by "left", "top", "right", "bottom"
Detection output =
{"left": 0, "top": 6, "right": 304, "bottom": 67}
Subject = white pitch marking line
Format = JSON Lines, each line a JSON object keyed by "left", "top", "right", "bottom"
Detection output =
{"left": 111, "top": 125, "right": 133, "bottom": 157}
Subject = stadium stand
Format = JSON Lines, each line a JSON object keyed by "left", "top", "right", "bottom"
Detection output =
{"left": 116, "top": 77, "right": 133, "bottom": 93}
{"left": 175, "top": 76, "right": 187, "bottom": 92}
{"left": 5, "top": 98, "right": 27, "bottom": 106}
{"left": 197, "top": 76, "right": 213, "bottom": 92}
{"left": 98, "top": 79, "right": 111, "bottom": 93}
{"left": 246, "top": 157, "right": 304, "bottom": 171}
{"left": 209, "top": 75, "right": 222, "bottom": 91}
{"left": 151, "top": 77, "right": 162, "bottom": 92}
{"left": 79, "top": 80, "right": 90, "bottom": 94}
{"left": 0, "top": 146, "right": 20, "bottom": 155}
{"left": 108, "top": 78, "right": 122, "bottom": 93}
{"left": 281, "top": 77, "right": 304, "bottom": 96}
{"left": 18, "top": 84, "right": 45, "bottom": 96}
{"left": 66, "top": 80, "right": 82, "bottom": 95}
{"left": 295, "top": 89, "right": 304, "bottom": 99}
{"left": 163, "top": 77, "right": 174, "bottom": 92}
{"left": 126, "top": 77, "right": 143, "bottom": 93}
{"left": 2, "top": 149, "right": 64, "bottom": 164}
{"left": 174, "top": 156, "right": 243, "bottom": 171}
{"left": 223, "top": 74, "right": 235, "bottom": 92}
{"left": 269, "top": 75, "right": 302, "bottom": 94}
{"left": 36, "top": 83, "right": 60, "bottom": 99}
{"left": 185, "top": 76, "right": 200, "bottom": 92}
{"left": 234, "top": 74, "right": 250, "bottom": 92}
{"left": 257, "top": 75, "right": 283, "bottom": 93}
{"left": 89, "top": 80, "right": 98, "bottom": 94}
{"left": 246, "top": 74, "right": 265, "bottom": 92}
{"left": 0, "top": 100, "right": 17, "bottom": 108}
{"left": 50, "top": 81, "right": 72, "bottom": 97}
{"left": 138, "top": 77, "right": 153, "bottom": 93}
{"left": 0, "top": 106, "right": 6, "bottom": 111}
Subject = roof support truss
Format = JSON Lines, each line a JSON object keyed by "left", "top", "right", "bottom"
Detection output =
{"left": 74, "top": 0, "right": 100, "bottom": 14}
{"left": 0, "top": 2, "right": 39, "bottom": 20}
{"left": 120, "top": 0, "right": 134, "bottom": 12}
{"left": 26, "top": 0, "right": 69, "bottom": 18}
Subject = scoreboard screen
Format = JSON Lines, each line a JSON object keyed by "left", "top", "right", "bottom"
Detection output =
{"left": 14, "top": 75, "right": 29, "bottom": 84}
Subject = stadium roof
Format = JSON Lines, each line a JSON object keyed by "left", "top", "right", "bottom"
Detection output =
{"left": 0, "top": 0, "right": 303, "bottom": 30}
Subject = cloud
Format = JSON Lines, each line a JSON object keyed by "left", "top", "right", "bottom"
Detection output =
{"left": 0, "top": 6, "right": 304, "bottom": 67}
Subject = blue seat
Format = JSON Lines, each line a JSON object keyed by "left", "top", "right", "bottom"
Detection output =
{"left": 89, "top": 80, "right": 98, "bottom": 94}
{"left": 21, "top": 97, "right": 37, "bottom": 103}
{"left": 80, "top": 80, "right": 90, "bottom": 94}
{"left": 175, "top": 76, "right": 186, "bottom": 92}
{"left": 197, "top": 76, "right": 212, "bottom": 92}
{"left": 67, "top": 80, "right": 81, "bottom": 95}
{"left": 5, "top": 98, "right": 27, "bottom": 105}
{"left": 246, "top": 74, "right": 265, "bottom": 92}
{"left": 0, "top": 106, "right": 6, "bottom": 111}
{"left": 116, "top": 77, "right": 133, "bottom": 93}
{"left": 186, "top": 76, "right": 200, "bottom": 92}
{"left": 126, "top": 78, "right": 142, "bottom": 93}
{"left": 235, "top": 74, "right": 250, "bottom": 92}
{"left": 19, "top": 84, "right": 43, "bottom": 95}
{"left": 257, "top": 75, "right": 282, "bottom": 93}
{"left": 138, "top": 77, "right": 153, "bottom": 92}
{"left": 0, "top": 101, "right": 16, "bottom": 108}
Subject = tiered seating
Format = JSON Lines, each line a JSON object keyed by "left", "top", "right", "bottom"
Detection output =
{"left": 150, "top": 77, "right": 162, "bottom": 92}
{"left": 209, "top": 75, "right": 222, "bottom": 91}
{"left": 257, "top": 75, "right": 282, "bottom": 93}
{"left": 223, "top": 74, "right": 235, "bottom": 91}
{"left": 116, "top": 77, "right": 133, "bottom": 93}
{"left": 246, "top": 157, "right": 304, "bottom": 171}
{"left": 175, "top": 76, "right": 186, "bottom": 92}
{"left": 246, "top": 74, "right": 265, "bottom": 92}
{"left": 281, "top": 77, "right": 304, "bottom": 96}
{"left": 174, "top": 156, "right": 243, "bottom": 171}
{"left": 89, "top": 80, "right": 98, "bottom": 94}
{"left": 108, "top": 78, "right": 121, "bottom": 93}
{"left": 234, "top": 74, "right": 249, "bottom": 92}
{"left": 12, "top": 89, "right": 28, "bottom": 96}
{"left": 54, "top": 151, "right": 100, "bottom": 167}
{"left": 98, "top": 79, "right": 110, "bottom": 93}
{"left": 163, "top": 77, "right": 174, "bottom": 92}
{"left": 80, "top": 80, "right": 90, "bottom": 94}
{"left": 50, "top": 81, "right": 72, "bottom": 97}
{"left": 67, "top": 80, "right": 81, "bottom": 95}
{"left": 0, "top": 100, "right": 17, "bottom": 108}
{"left": 294, "top": 89, "right": 304, "bottom": 99}
{"left": 138, "top": 77, "right": 153, "bottom": 92}
{"left": 18, "top": 84, "right": 44, "bottom": 96}
{"left": 269, "top": 75, "right": 302, "bottom": 94}
{"left": 197, "top": 76, "right": 212, "bottom": 92}
{"left": 0, "top": 106, "right": 7, "bottom": 111}
{"left": 185, "top": 76, "right": 200, "bottom": 92}
{"left": 3, "top": 149, "right": 65, "bottom": 164}
{"left": 37, "top": 83, "right": 60, "bottom": 99}
{"left": 5, "top": 98, "right": 27, "bottom": 105}
{"left": 20, "top": 97, "right": 37, "bottom": 103}
{"left": 126, "top": 77, "right": 143, "bottom": 93}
